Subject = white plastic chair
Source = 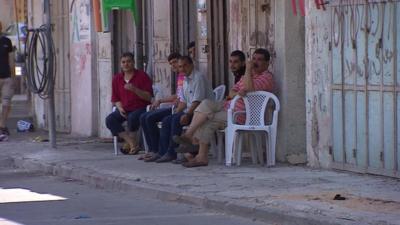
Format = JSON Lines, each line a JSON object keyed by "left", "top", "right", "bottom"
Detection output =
{"left": 208, "top": 84, "right": 226, "bottom": 161}
{"left": 225, "top": 91, "right": 280, "bottom": 167}
{"left": 213, "top": 84, "right": 226, "bottom": 101}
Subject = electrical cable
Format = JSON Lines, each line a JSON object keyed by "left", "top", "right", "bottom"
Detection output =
{"left": 25, "top": 25, "right": 56, "bottom": 99}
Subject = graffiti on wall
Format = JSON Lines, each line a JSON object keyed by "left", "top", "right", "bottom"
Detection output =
{"left": 331, "top": 2, "right": 396, "bottom": 84}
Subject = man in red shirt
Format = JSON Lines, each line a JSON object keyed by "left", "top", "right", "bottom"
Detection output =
{"left": 105, "top": 52, "right": 153, "bottom": 154}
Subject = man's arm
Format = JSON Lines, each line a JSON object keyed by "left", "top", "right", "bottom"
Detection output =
{"left": 124, "top": 84, "right": 152, "bottom": 102}
{"left": 151, "top": 94, "right": 178, "bottom": 109}
{"left": 240, "top": 61, "right": 255, "bottom": 95}
{"left": 179, "top": 101, "right": 200, "bottom": 125}
{"left": 185, "top": 101, "right": 200, "bottom": 115}
{"left": 114, "top": 101, "right": 126, "bottom": 118}
{"left": 174, "top": 101, "right": 186, "bottom": 113}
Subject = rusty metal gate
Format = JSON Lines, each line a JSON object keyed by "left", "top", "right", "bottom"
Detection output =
{"left": 330, "top": 0, "right": 400, "bottom": 177}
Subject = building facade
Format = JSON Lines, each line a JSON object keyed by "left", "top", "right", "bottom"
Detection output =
{"left": 26, "top": 0, "right": 310, "bottom": 166}
{"left": 305, "top": 0, "right": 400, "bottom": 178}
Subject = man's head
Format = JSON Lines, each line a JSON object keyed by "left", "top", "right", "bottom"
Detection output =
{"left": 251, "top": 48, "right": 270, "bottom": 74}
{"left": 187, "top": 41, "right": 196, "bottom": 60}
{"left": 178, "top": 56, "right": 194, "bottom": 76}
{"left": 168, "top": 52, "right": 182, "bottom": 73}
{"left": 229, "top": 50, "right": 246, "bottom": 74}
{"left": 120, "top": 52, "right": 135, "bottom": 73}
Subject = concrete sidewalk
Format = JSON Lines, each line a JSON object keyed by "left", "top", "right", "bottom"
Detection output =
{"left": 0, "top": 131, "right": 399, "bottom": 225}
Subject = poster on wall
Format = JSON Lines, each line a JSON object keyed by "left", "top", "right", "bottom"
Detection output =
{"left": 71, "top": 0, "right": 91, "bottom": 43}
{"left": 197, "top": 0, "right": 207, "bottom": 38}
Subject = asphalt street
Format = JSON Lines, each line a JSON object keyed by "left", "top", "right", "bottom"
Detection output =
{"left": 0, "top": 166, "right": 270, "bottom": 225}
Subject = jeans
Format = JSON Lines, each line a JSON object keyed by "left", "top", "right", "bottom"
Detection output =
{"left": 139, "top": 108, "right": 172, "bottom": 153}
{"left": 158, "top": 112, "right": 185, "bottom": 157}
{"left": 105, "top": 108, "right": 146, "bottom": 136}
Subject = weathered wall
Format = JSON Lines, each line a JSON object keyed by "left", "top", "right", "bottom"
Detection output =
{"left": 69, "top": 0, "right": 97, "bottom": 136}
{"left": 305, "top": 2, "right": 332, "bottom": 167}
{"left": 27, "top": 0, "right": 46, "bottom": 129}
{"left": 97, "top": 32, "right": 113, "bottom": 138}
{"left": 0, "top": 0, "right": 15, "bottom": 28}
{"left": 274, "top": 0, "right": 306, "bottom": 163}
{"left": 228, "top": 0, "right": 306, "bottom": 163}
{"left": 151, "top": 0, "right": 172, "bottom": 99}
{"left": 305, "top": 1, "right": 400, "bottom": 178}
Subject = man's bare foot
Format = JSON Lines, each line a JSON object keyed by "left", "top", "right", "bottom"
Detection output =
{"left": 184, "top": 153, "right": 195, "bottom": 162}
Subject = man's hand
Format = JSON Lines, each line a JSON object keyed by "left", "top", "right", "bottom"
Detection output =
{"left": 118, "top": 107, "right": 127, "bottom": 118}
{"left": 245, "top": 61, "right": 254, "bottom": 75}
{"left": 238, "top": 89, "right": 247, "bottom": 97}
{"left": 150, "top": 99, "right": 161, "bottom": 110}
{"left": 180, "top": 113, "right": 192, "bottom": 125}
{"left": 124, "top": 83, "right": 136, "bottom": 92}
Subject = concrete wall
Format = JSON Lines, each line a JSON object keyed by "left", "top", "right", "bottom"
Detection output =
{"left": 0, "top": 0, "right": 15, "bottom": 28}
{"left": 228, "top": 0, "right": 306, "bottom": 163}
{"left": 97, "top": 32, "right": 113, "bottom": 138}
{"left": 151, "top": 0, "right": 173, "bottom": 99}
{"left": 304, "top": 2, "right": 334, "bottom": 168}
{"left": 274, "top": 0, "right": 306, "bottom": 163}
{"left": 69, "top": 0, "right": 97, "bottom": 136}
{"left": 27, "top": 0, "right": 47, "bottom": 129}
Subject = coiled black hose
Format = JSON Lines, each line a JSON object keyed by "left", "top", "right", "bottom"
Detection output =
{"left": 25, "top": 25, "right": 56, "bottom": 99}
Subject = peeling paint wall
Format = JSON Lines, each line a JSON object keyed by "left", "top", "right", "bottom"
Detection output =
{"left": 97, "top": 32, "right": 112, "bottom": 138}
{"left": 305, "top": 1, "right": 332, "bottom": 168}
{"left": 305, "top": 0, "right": 400, "bottom": 177}
{"left": 0, "top": 0, "right": 16, "bottom": 28}
{"left": 229, "top": 0, "right": 306, "bottom": 163}
{"left": 151, "top": 0, "right": 172, "bottom": 99}
{"left": 69, "top": 0, "right": 96, "bottom": 136}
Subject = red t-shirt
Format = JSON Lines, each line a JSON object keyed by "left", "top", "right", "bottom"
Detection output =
{"left": 111, "top": 70, "right": 153, "bottom": 112}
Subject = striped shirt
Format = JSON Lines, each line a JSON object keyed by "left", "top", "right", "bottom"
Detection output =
{"left": 224, "top": 70, "right": 275, "bottom": 124}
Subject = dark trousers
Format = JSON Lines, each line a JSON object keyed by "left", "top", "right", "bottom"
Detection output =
{"left": 139, "top": 108, "right": 172, "bottom": 153}
{"left": 105, "top": 108, "right": 146, "bottom": 136}
{"left": 158, "top": 112, "right": 185, "bottom": 157}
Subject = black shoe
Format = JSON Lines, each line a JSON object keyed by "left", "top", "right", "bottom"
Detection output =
{"left": 144, "top": 154, "right": 161, "bottom": 162}
{"left": 155, "top": 154, "right": 176, "bottom": 163}
{"left": 0, "top": 127, "right": 10, "bottom": 136}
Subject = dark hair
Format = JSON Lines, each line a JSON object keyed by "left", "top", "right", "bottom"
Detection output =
{"left": 253, "top": 48, "right": 270, "bottom": 62}
{"left": 121, "top": 52, "right": 135, "bottom": 60}
{"left": 187, "top": 41, "right": 195, "bottom": 49}
{"left": 230, "top": 50, "right": 246, "bottom": 62}
{"left": 179, "top": 56, "right": 193, "bottom": 65}
{"left": 167, "top": 52, "right": 182, "bottom": 61}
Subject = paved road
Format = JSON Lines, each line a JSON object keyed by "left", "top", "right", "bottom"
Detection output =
{"left": 0, "top": 167, "right": 269, "bottom": 225}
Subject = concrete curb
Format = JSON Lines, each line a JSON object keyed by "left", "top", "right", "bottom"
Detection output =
{"left": 7, "top": 154, "right": 356, "bottom": 225}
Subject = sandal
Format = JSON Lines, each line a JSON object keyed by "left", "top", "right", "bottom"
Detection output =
{"left": 138, "top": 152, "right": 154, "bottom": 160}
{"left": 182, "top": 161, "right": 208, "bottom": 168}
{"left": 119, "top": 143, "right": 131, "bottom": 154}
{"left": 126, "top": 146, "right": 141, "bottom": 155}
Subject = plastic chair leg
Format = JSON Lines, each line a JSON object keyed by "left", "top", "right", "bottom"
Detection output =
{"left": 142, "top": 129, "right": 149, "bottom": 153}
{"left": 256, "top": 133, "right": 264, "bottom": 165}
{"left": 217, "top": 131, "right": 224, "bottom": 164}
{"left": 236, "top": 132, "right": 244, "bottom": 166}
{"left": 225, "top": 130, "right": 234, "bottom": 166}
{"left": 249, "top": 133, "right": 259, "bottom": 164}
{"left": 113, "top": 136, "right": 118, "bottom": 155}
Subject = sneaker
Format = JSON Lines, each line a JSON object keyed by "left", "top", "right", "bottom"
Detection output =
{"left": 0, "top": 134, "right": 9, "bottom": 142}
